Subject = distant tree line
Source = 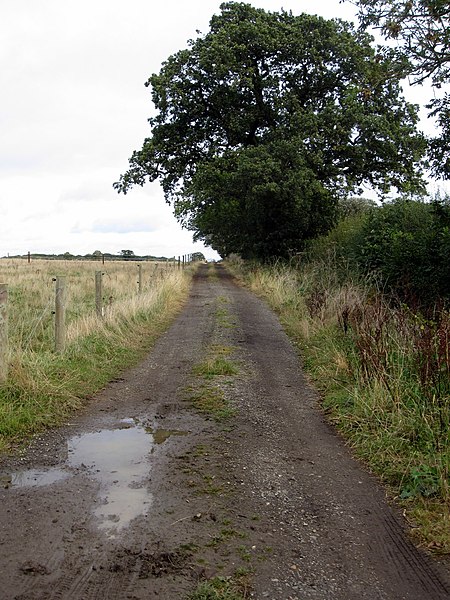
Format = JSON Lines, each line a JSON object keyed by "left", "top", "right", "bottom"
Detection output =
{"left": 2, "top": 251, "right": 182, "bottom": 262}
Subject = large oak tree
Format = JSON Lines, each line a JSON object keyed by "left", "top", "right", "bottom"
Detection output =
{"left": 115, "top": 2, "right": 425, "bottom": 259}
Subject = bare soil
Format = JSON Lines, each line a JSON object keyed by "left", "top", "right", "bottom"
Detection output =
{"left": 0, "top": 263, "right": 449, "bottom": 600}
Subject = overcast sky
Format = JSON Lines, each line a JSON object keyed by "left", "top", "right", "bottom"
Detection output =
{"left": 0, "top": 1, "right": 443, "bottom": 259}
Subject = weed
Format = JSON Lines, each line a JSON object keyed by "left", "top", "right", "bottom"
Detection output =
{"left": 187, "top": 384, "right": 235, "bottom": 422}
{"left": 400, "top": 465, "right": 441, "bottom": 499}
{"left": 201, "top": 474, "right": 224, "bottom": 496}
{"left": 209, "top": 345, "right": 234, "bottom": 356}
{"left": 237, "top": 546, "right": 252, "bottom": 562}
{"left": 180, "top": 542, "right": 200, "bottom": 553}
{"left": 192, "top": 444, "right": 209, "bottom": 457}
{"left": 187, "top": 575, "right": 249, "bottom": 600}
{"left": 206, "top": 528, "right": 245, "bottom": 548}
{"left": 193, "top": 358, "right": 239, "bottom": 380}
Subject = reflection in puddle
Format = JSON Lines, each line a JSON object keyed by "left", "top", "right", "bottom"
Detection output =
{"left": 147, "top": 428, "right": 188, "bottom": 445}
{"left": 8, "top": 469, "right": 69, "bottom": 488}
{"left": 67, "top": 425, "right": 153, "bottom": 536}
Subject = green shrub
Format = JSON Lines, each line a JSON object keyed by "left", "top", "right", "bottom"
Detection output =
{"left": 357, "top": 197, "right": 450, "bottom": 305}
{"left": 309, "top": 196, "right": 450, "bottom": 307}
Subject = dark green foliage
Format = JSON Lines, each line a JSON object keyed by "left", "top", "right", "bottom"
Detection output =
{"left": 187, "top": 142, "right": 336, "bottom": 258}
{"left": 116, "top": 2, "right": 425, "bottom": 260}
{"left": 350, "top": 0, "right": 450, "bottom": 176}
{"left": 309, "top": 196, "right": 450, "bottom": 305}
{"left": 400, "top": 465, "right": 441, "bottom": 499}
{"left": 357, "top": 198, "right": 450, "bottom": 304}
{"left": 191, "top": 252, "right": 206, "bottom": 261}
{"left": 305, "top": 196, "right": 374, "bottom": 275}
{"left": 308, "top": 198, "right": 450, "bottom": 308}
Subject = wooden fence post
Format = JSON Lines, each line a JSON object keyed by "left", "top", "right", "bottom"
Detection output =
{"left": 137, "top": 264, "right": 142, "bottom": 294}
{"left": 54, "top": 277, "right": 66, "bottom": 353}
{"left": 0, "top": 284, "right": 8, "bottom": 382}
{"left": 95, "top": 271, "right": 103, "bottom": 317}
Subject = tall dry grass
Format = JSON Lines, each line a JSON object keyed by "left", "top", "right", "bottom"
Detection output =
{"left": 0, "top": 258, "right": 174, "bottom": 351}
{"left": 0, "top": 259, "right": 191, "bottom": 450}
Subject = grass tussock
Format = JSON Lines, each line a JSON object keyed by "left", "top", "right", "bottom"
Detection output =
{"left": 187, "top": 570, "right": 252, "bottom": 600}
{"left": 193, "top": 357, "right": 239, "bottom": 380}
{"left": 228, "top": 257, "right": 450, "bottom": 553}
{"left": 188, "top": 384, "right": 235, "bottom": 422}
{"left": 0, "top": 259, "right": 191, "bottom": 451}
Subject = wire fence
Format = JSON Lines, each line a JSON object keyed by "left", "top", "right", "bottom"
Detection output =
{"left": 0, "top": 255, "right": 197, "bottom": 382}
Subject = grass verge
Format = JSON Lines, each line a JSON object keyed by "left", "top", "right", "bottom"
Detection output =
{"left": 227, "top": 258, "right": 450, "bottom": 554}
{"left": 0, "top": 269, "right": 191, "bottom": 452}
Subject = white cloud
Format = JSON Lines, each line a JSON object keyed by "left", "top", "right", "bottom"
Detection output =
{"left": 1, "top": 0, "right": 445, "bottom": 261}
{"left": 0, "top": 0, "right": 227, "bottom": 258}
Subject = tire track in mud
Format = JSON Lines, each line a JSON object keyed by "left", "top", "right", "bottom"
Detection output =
{"left": 0, "top": 263, "right": 449, "bottom": 600}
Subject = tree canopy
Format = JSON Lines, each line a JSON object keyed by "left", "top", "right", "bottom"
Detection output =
{"left": 348, "top": 0, "right": 450, "bottom": 176}
{"left": 191, "top": 252, "right": 206, "bottom": 261}
{"left": 120, "top": 249, "right": 135, "bottom": 259}
{"left": 115, "top": 2, "right": 426, "bottom": 259}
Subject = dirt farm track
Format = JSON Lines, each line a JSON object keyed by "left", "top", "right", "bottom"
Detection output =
{"left": 0, "top": 263, "right": 449, "bottom": 599}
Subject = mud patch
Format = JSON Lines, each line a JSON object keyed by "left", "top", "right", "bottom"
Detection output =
{"left": 3, "top": 419, "right": 156, "bottom": 537}
{"left": 19, "top": 561, "right": 50, "bottom": 576}
{"left": 108, "top": 547, "right": 191, "bottom": 579}
{"left": 146, "top": 428, "right": 188, "bottom": 445}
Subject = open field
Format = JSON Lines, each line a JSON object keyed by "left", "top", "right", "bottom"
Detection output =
{"left": 0, "top": 258, "right": 177, "bottom": 351}
{"left": 0, "top": 258, "right": 191, "bottom": 450}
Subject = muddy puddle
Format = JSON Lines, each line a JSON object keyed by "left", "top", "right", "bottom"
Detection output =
{"left": 2, "top": 420, "right": 187, "bottom": 537}
{"left": 68, "top": 423, "right": 153, "bottom": 536}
